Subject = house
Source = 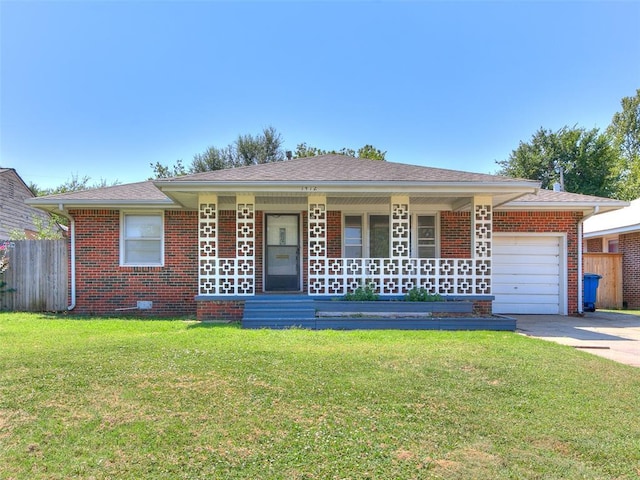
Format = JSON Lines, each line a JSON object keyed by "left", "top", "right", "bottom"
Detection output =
{"left": 26, "top": 155, "right": 627, "bottom": 326}
{"left": 583, "top": 198, "right": 640, "bottom": 309}
{"left": 0, "top": 168, "right": 53, "bottom": 239}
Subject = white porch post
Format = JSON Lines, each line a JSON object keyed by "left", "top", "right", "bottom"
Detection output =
{"left": 198, "top": 194, "right": 218, "bottom": 295}
{"left": 390, "top": 195, "right": 410, "bottom": 258}
{"left": 472, "top": 195, "right": 492, "bottom": 294}
{"left": 236, "top": 194, "right": 255, "bottom": 295}
{"left": 307, "top": 194, "right": 327, "bottom": 295}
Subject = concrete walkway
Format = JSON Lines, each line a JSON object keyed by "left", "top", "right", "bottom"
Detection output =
{"left": 514, "top": 311, "right": 640, "bottom": 367}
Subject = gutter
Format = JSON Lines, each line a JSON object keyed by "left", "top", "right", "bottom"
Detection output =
{"left": 57, "top": 204, "right": 76, "bottom": 311}
{"left": 68, "top": 215, "right": 76, "bottom": 311}
{"left": 577, "top": 206, "right": 599, "bottom": 315}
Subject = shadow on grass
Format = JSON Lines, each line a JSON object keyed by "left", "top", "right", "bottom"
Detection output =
{"left": 187, "top": 321, "right": 242, "bottom": 329}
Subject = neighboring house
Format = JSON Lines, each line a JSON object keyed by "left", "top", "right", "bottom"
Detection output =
{"left": 26, "top": 155, "right": 626, "bottom": 324}
{"left": 584, "top": 198, "right": 640, "bottom": 309}
{"left": 0, "top": 168, "right": 53, "bottom": 239}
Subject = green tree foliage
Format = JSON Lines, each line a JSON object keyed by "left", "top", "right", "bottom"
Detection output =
{"left": 496, "top": 126, "right": 620, "bottom": 198}
{"left": 292, "top": 143, "right": 386, "bottom": 161}
{"left": 9, "top": 216, "right": 64, "bottom": 240}
{"left": 151, "top": 127, "right": 387, "bottom": 178}
{"left": 151, "top": 126, "right": 286, "bottom": 178}
{"left": 28, "top": 174, "right": 121, "bottom": 228}
{"left": 607, "top": 89, "right": 640, "bottom": 200}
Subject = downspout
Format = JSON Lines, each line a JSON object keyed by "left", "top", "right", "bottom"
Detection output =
{"left": 577, "top": 206, "right": 599, "bottom": 315}
{"left": 68, "top": 215, "right": 76, "bottom": 311}
{"left": 59, "top": 204, "right": 76, "bottom": 311}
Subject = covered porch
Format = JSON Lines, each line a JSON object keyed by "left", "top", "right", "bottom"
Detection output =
{"left": 193, "top": 191, "right": 495, "bottom": 298}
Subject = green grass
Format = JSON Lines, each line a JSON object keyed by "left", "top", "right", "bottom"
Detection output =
{"left": 1, "top": 313, "right": 639, "bottom": 479}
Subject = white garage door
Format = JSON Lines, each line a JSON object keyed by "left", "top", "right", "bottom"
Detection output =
{"left": 493, "top": 235, "right": 563, "bottom": 314}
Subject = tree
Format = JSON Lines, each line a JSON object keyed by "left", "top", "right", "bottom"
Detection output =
{"left": 151, "top": 126, "right": 286, "bottom": 178}
{"left": 496, "top": 126, "right": 619, "bottom": 198}
{"left": 292, "top": 143, "right": 386, "bottom": 161}
{"left": 28, "top": 174, "right": 121, "bottom": 228}
{"left": 607, "top": 89, "right": 640, "bottom": 200}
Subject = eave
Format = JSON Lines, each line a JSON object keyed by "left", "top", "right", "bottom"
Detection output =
{"left": 25, "top": 198, "right": 180, "bottom": 217}
{"left": 496, "top": 200, "right": 628, "bottom": 215}
{"left": 154, "top": 180, "right": 540, "bottom": 211}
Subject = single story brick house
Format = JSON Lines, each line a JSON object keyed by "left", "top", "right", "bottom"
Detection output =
{"left": 27, "top": 155, "right": 626, "bottom": 325}
{"left": 584, "top": 198, "right": 640, "bottom": 309}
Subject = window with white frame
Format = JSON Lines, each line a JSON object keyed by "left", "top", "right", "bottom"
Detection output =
{"left": 369, "top": 215, "right": 390, "bottom": 258}
{"left": 416, "top": 215, "right": 436, "bottom": 258}
{"left": 121, "top": 213, "right": 164, "bottom": 266}
{"left": 344, "top": 215, "right": 363, "bottom": 258}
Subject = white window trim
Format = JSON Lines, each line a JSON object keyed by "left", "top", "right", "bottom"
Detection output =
{"left": 120, "top": 211, "right": 165, "bottom": 267}
{"left": 341, "top": 211, "right": 440, "bottom": 258}
{"left": 411, "top": 213, "right": 440, "bottom": 258}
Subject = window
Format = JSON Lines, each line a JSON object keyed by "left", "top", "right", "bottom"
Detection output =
{"left": 416, "top": 215, "right": 436, "bottom": 258}
{"left": 607, "top": 239, "right": 619, "bottom": 253}
{"left": 369, "top": 215, "right": 390, "bottom": 258}
{"left": 121, "top": 213, "right": 163, "bottom": 266}
{"left": 344, "top": 215, "right": 363, "bottom": 258}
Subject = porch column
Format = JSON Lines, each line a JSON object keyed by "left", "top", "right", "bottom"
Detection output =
{"left": 307, "top": 194, "right": 327, "bottom": 295}
{"left": 472, "top": 195, "right": 492, "bottom": 295}
{"left": 383, "top": 196, "right": 409, "bottom": 294}
{"left": 198, "top": 194, "right": 218, "bottom": 295}
{"left": 390, "top": 195, "right": 410, "bottom": 258}
{"left": 236, "top": 194, "right": 255, "bottom": 295}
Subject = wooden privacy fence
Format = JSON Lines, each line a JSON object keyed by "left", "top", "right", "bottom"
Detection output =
{"left": 584, "top": 253, "right": 623, "bottom": 309}
{"left": 0, "top": 239, "right": 68, "bottom": 312}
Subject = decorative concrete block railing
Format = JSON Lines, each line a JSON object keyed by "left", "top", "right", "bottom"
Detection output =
{"left": 308, "top": 258, "right": 491, "bottom": 296}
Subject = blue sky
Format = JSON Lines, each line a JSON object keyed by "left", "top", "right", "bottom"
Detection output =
{"left": 1, "top": 1, "right": 639, "bottom": 191}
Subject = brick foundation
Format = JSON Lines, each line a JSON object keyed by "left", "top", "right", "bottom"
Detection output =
{"left": 197, "top": 300, "right": 245, "bottom": 321}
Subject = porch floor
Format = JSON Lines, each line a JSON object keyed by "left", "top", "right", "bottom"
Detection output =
{"left": 241, "top": 295, "right": 515, "bottom": 331}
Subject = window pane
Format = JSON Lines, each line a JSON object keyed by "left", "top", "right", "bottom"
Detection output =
{"left": 345, "top": 245, "right": 362, "bottom": 258}
{"left": 417, "top": 215, "right": 436, "bottom": 258}
{"left": 370, "top": 215, "right": 389, "bottom": 258}
{"left": 344, "top": 216, "right": 362, "bottom": 257}
{"left": 125, "top": 215, "right": 162, "bottom": 239}
{"left": 345, "top": 216, "right": 362, "bottom": 245}
{"left": 125, "top": 240, "right": 161, "bottom": 264}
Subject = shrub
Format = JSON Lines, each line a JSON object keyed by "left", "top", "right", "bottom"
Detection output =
{"left": 405, "top": 287, "right": 443, "bottom": 302}
{"left": 343, "top": 282, "right": 379, "bottom": 301}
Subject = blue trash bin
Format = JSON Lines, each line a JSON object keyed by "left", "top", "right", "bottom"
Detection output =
{"left": 583, "top": 273, "right": 602, "bottom": 312}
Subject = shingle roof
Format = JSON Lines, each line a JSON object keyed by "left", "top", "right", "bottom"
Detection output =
{"left": 158, "top": 155, "right": 530, "bottom": 184}
{"left": 26, "top": 156, "right": 626, "bottom": 214}
{"left": 511, "top": 189, "right": 627, "bottom": 204}
{"left": 29, "top": 181, "right": 171, "bottom": 202}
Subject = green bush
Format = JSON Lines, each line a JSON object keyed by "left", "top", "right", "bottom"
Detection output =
{"left": 343, "top": 283, "right": 379, "bottom": 301}
{"left": 405, "top": 287, "right": 443, "bottom": 302}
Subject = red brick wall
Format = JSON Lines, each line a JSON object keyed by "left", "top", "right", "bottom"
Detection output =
{"left": 620, "top": 232, "right": 640, "bottom": 308}
{"left": 494, "top": 211, "right": 582, "bottom": 315}
{"left": 327, "top": 211, "right": 342, "bottom": 258}
{"left": 440, "top": 211, "right": 472, "bottom": 258}
{"left": 197, "top": 300, "right": 244, "bottom": 321}
{"left": 586, "top": 238, "right": 602, "bottom": 252}
{"left": 218, "top": 210, "right": 236, "bottom": 258}
{"left": 70, "top": 209, "right": 198, "bottom": 317}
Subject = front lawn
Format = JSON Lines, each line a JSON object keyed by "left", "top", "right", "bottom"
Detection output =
{"left": 1, "top": 313, "right": 638, "bottom": 479}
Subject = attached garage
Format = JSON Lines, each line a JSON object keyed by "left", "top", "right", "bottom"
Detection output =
{"left": 493, "top": 234, "right": 566, "bottom": 315}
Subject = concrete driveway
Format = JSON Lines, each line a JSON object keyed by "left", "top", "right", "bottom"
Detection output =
{"left": 514, "top": 311, "right": 640, "bottom": 367}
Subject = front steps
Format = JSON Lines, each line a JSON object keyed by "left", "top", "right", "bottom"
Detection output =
{"left": 241, "top": 295, "right": 515, "bottom": 331}
{"left": 242, "top": 295, "right": 316, "bottom": 329}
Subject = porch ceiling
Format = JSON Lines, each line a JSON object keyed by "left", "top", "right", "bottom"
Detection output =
{"left": 167, "top": 190, "right": 526, "bottom": 211}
